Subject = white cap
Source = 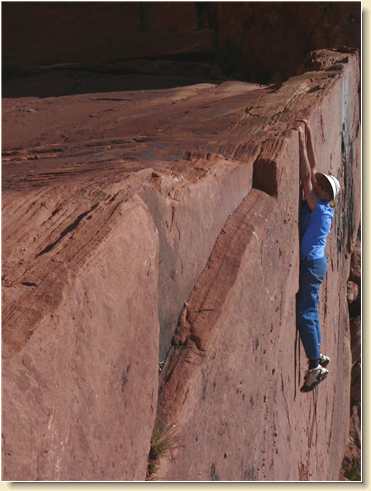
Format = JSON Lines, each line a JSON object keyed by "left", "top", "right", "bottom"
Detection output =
{"left": 321, "top": 174, "right": 341, "bottom": 200}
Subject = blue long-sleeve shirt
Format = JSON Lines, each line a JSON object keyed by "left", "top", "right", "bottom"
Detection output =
{"left": 300, "top": 200, "right": 334, "bottom": 260}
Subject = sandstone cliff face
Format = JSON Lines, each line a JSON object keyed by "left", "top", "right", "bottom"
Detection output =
{"left": 154, "top": 50, "right": 361, "bottom": 481}
{"left": 2, "top": 50, "right": 360, "bottom": 480}
{"left": 341, "top": 229, "right": 361, "bottom": 479}
{"left": 2, "top": 187, "right": 160, "bottom": 480}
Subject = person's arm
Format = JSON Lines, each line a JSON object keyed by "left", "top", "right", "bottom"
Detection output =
{"left": 303, "top": 121, "right": 318, "bottom": 190}
{"left": 299, "top": 125, "right": 317, "bottom": 210}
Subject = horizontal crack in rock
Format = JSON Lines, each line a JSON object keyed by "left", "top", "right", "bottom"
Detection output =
{"left": 35, "top": 203, "right": 99, "bottom": 257}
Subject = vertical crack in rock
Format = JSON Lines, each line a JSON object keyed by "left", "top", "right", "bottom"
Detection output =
{"left": 170, "top": 190, "right": 272, "bottom": 355}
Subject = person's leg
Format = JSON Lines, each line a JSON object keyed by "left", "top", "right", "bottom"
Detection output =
{"left": 311, "top": 257, "right": 328, "bottom": 358}
{"left": 313, "top": 287, "right": 321, "bottom": 357}
{"left": 297, "top": 258, "right": 328, "bottom": 365}
{"left": 297, "top": 266, "right": 321, "bottom": 363}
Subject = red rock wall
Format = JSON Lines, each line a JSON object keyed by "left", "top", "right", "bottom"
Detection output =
{"left": 2, "top": 50, "right": 360, "bottom": 480}
{"left": 154, "top": 51, "right": 360, "bottom": 480}
{"left": 341, "top": 231, "right": 361, "bottom": 479}
{"left": 2, "top": 189, "right": 160, "bottom": 480}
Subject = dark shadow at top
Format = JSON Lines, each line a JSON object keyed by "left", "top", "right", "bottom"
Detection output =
{"left": 3, "top": 64, "right": 226, "bottom": 99}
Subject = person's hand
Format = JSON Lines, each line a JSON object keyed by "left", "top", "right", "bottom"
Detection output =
{"left": 297, "top": 118, "right": 309, "bottom": 127}
{"left": 297, "top": 119, "right": 310, "bottom": 138}
{"left": 298, "top": 126, "right": 305, "bottom": 146}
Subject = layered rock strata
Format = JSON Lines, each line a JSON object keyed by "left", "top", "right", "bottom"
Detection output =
{"left": 2, "top": 49, "right": 360, "bottom": 480}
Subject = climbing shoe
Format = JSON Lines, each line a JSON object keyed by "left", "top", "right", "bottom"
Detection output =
{"left": 319, "top": 353, "right": 330, "bottom": 368}
{"left": 300, "top": 365, "right": 328, "bottom": 393}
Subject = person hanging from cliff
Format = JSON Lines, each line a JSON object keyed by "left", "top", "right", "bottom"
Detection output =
{"left": 297, "top": 120, "right": 341, "bottom": 392}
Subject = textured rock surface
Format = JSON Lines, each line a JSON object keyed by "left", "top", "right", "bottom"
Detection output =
{"left": 341, "top": 230, "right": 361, "bottom": 480}
{"left": 2, "top": 188, "right": 160, "bottom": 480}
{"left": 1, "top": 77, "right": 263, "bottom": 480}
{"left": 2, "top": 49, "right": 360, "bottom": 480}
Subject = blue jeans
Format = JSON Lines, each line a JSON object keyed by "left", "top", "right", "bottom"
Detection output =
{"left": 297, "top": 256, "right": 328, "bottom": 361}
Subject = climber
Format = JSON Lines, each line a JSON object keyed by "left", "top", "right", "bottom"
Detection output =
{"left": 297, "top": 120, "right": 341, "bottom": 393}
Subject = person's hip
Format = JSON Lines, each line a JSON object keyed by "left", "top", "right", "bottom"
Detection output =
{"left": 300, "top": 256, "right": 328, "bottom": 283}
